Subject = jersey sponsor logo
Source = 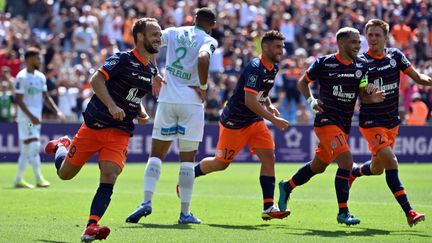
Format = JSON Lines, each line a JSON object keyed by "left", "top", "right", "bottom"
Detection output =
{"left": 126, "top": 88, "right": 141, "bottom": 107}
{"left": 356, "top": 63, "right": 364, "bottom": 68}
{"left": 372, "top": 77, "right": 397, "bottom": 94}
{"left": 325, "top": 63, "right": 339, "bottom": 68}
{"left": 332, "top": 85, "right": 356, "bottom": 101}
{"left": 210, "top": 44, "right": 216, "bottom": 54}
{"left": 104, "top": 58, "right": 120, "bottom": 70}
{"left": 377, "top": 64, "right": 392, "bottom": 71}
{"left": 247, "top": 75, "right": 258, "bottom": 87}
{"left": 337, "top": 73, "right": 355, "bottom": 78}
{"left": 263, "top": 78, "right": 274, "bottom": 84}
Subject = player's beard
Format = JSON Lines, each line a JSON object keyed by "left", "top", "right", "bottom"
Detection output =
{"left": 143, "top": 39, "right": 159, "bottom": 54}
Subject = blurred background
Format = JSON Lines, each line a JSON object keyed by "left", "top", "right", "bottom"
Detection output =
{"left": 1, "top": 0, "right": 431, "bottom": 126}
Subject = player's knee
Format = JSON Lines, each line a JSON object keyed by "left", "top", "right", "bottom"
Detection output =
{"left": 100, "top": 171, "right": 120, "bottom": 184}
{"left": 28, "top": 141, "right": 41, "bottom": 156}
{"left": 372, "top": 167, "right": 384, "bottom": 175}
{"left": 57, "top": 171, "right": 74, "bottom": 180}
{"left": 179, "top": 140, "right": 199, "bottom": 152}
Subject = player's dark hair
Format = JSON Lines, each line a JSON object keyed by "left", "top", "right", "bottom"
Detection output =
{"left": 261, "top": 30, "right": 285, "bottom": 47}
{"left": 365, "top": 19, "right": 389, "bottom": 36}
{"left": 195, "top": 8, "right": 216, "bottom": 26}
{"left": 24, "top": 47, "right": 40, "bottom": 59}
{"left": 336, "top": 27, "right": 360, "bottom": 41}
{"left": 132, "top": 18, "right": 158, "bottom": 44}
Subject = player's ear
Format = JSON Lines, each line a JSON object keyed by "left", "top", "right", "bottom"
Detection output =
{"left": 137, "top": 33, "right": 144, "bottom": 42}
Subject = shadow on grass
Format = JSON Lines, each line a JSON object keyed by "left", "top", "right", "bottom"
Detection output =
{"left": 207, "top": 224, "right": 265, "bottom": 231}
{"left": 122, "top": 223, "right": 193, "bottom": 230}
{"left": 286, "top": 227, "right": 391, "bottom": 237}
{"left": 36, "top": 240, "right": 71, "bottom": 243}
{"left": 287, "top": 227, "right": 431, "bottom": 238}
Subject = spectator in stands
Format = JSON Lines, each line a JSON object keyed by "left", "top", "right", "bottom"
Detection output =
{"left": 405, "top": 93, "right": 429, "bottom": 126}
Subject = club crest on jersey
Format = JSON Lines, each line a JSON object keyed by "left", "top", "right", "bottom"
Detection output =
{"left": 104, "top": 58, "right": 120, "bottom": 70}
{"left": 390, "top": 59, "right": 397, "bottom": 67}
{"left": 355, "top": 70, "right": 362, "bottom": 78}
{"left": 247, "top": 75, "right": 258, "bottom": 87}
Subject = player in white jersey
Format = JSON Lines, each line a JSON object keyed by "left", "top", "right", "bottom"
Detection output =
{"left": 14, "top": 48, "right": 64, "bottom": 188}
{"left": 126, "top": 8, "right": 218, "bottom": 224}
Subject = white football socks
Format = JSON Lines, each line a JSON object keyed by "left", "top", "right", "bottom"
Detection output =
{"left": 178, "top": 162, "right": 195, "bottom": 215}
{"left": 143, "top": 157, "right": 162, "bottom": 203}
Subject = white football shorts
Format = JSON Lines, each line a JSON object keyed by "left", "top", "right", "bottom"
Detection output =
{"left": 152, "top": 102, "right": 205, "bottom": 142}
{"left": 18, "top": 120, "right": 41, "bottom": 141}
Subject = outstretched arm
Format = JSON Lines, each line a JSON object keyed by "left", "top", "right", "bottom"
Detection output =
{"left": 406, "top": 68, "right": 432, "bottom": 86}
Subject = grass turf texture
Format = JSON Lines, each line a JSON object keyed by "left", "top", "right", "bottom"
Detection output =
{"left": 0, "top": 162, "right": 430, "bottom": 243}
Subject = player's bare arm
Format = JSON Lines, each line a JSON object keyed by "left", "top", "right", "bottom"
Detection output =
{"left": 244, "top": 91, "right": 289, "bottom": 130}
{"left": 297, "top": 74, "right": 324, "bottom": 114}
{"left": 405, "top": 68, "right": 432, "bottom": 86}
{"left": 43, "top": 91, "right": 65, "bottom": 122}
{"left": 136, "top": 103, "right": 150, "bottom": 125}
{"left": 194, "top": 51, "right": 211, "bottom": 102}
{"left": 14, "top": 93, "right": 40, "bottom": 124}
{"left": 150, "top": 55, "right": 165, "bottom": 97}
{"left": 90, "top": 71, "right": 126, "bottom": 121}
{"left": 264, "top": 96, "right": 280, "bottom": 117}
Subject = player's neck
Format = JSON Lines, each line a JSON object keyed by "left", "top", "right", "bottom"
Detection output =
{"left": 260, "top": 54, "right": 274, "bottom": 69}
{"left": 134, "top": 48, "right": 151, "bottom": 64}
{"left": 26, "top": 66, "right": 35, "bottom": 73}
{"left": 335, "top": 52, "right": 353, "bottom": 65}
{"left": 367, "top": 49, "right": 385, "bottom": 59}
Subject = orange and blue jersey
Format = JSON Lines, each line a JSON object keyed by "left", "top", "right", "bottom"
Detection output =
{"left": 359, "top": 48, "right": 412, "bottom": 128}
{"left": 220, "top": 55, "right": 278, "bottom": 129}
{"left": 83, "top": 49, "right": 157, "bottom": 135}
{"left": 306, "top": 53, "right": 368, "bottom": 134}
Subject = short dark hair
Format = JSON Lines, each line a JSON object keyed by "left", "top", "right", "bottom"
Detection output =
{"left": 195, "top": 8, "right": 216, "bottom": 25}
{"left": 365, "top": 19, "right": 389, "bottom": 36}
{"left": 132, "top": 18, "right": 158, "bottom": 44}
{"left": 336, "top": 27, "right": 360, "bottom": 41}
{"left": 261, "top": 30, "right": 285, "bottom": 47}
{"left": 24, "top": 47, "right": 40, "bottom": 59}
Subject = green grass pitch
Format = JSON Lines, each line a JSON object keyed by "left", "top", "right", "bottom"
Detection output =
{"left": 0, "top": 162, "right": 431, "bottom": 242}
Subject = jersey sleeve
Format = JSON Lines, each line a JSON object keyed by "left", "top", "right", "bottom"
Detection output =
{"left": 199, "top": 37, "right": 218, "bottom": 56}
{"left": 305, "top": 58, "right": 320, "bottom": 82}
{"left": 395, "top": 49, "right": 412, "bottom": 73}
{"left": 15, "top": 74, "right": 25, "bottom": 94}
{"left": 161, "top": 27, "right": 174, "bottom": 47}
{"left": 243, "top": 65, "right": 263, "bottom": 95}
{"left": 98, "top": 52, "right": 126, "bottom": 80}
{"left": 41, "top": 74, "right": 48, "bottom": 92}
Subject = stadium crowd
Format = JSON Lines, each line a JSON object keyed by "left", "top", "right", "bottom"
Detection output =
{"left": 1, "top": 0, "right": 432, "bottom": 125}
